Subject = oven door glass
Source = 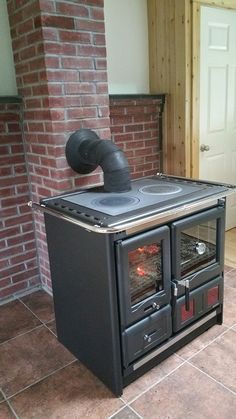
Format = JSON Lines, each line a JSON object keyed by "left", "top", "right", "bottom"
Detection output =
{"left": 116, "top": 226, "right": 171, "bottom": 327}
{"left": 180, "top": 220, "right": 217, "bottom": 277}
{"left": 171, "top": 206, "right": 225, "bottom": 291}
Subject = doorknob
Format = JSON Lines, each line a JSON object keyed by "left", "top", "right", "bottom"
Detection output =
{"left": 200, "top": 144, "right": 210, "bottom": 152}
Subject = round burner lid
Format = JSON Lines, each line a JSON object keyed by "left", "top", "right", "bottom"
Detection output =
{"left": 139, "top": 184, "right": 182, "bottom": 195}
{"left": 91, "top": 196, "right": 140, "bottom": 208}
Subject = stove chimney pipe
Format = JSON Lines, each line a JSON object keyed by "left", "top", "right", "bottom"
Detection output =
{"left": 65, "top": 129, "right": 131, "bottom": 193}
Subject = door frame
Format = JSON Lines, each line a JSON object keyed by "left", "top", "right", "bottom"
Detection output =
{"left": 191, "top": 0, "right": 236, "bottom": 178}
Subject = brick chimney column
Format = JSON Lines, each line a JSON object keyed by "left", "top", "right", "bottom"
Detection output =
{"left": 7, "top": 0, "right": 111, "bottom": 290}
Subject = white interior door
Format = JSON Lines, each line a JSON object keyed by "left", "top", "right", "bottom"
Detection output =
{"left": 199, "top": 6, "right": 236, "bottom": 230}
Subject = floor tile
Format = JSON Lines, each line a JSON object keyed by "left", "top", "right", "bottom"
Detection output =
{"left": 46, "top": 320, "right": 57, "bottom": 336}
{"left": 10, "top": 362, "right": 123, "bottom": 419}
{"left": 223, "top": 287, "right": 236, "bottom": 326}
{"left": 190, "top": 329, "right": 236, "bottom": 393}
{"left": 0, "top": 300, "right": 40, "bottom": 344}
{"left": 0, "top": 402, "right": 15, "bottom": 418}
{"left": 20, "top": 290, "right": 54, "bottom": 323}
{"left": 176, "top": 324, "right": 228, "bottom": 360}
{"left": 111, "top": 406, "right": 140, "bottom": 419}
{"left": 131, "top": 363, "right": 236, "bottom": 419}
{"left": 122, "top": 354, "right": 183, "bottom": 403}
{"left": 224, "top": 269, "right": 236, "bottom": 288}
{"left": 0, "top": 391, "right": 4, "bottom": 403}
{"left": 224, "top": 265, "right": 234, "bottom": 273}
{"left": 0, "top": 326, "right": 74, "bottom": 397}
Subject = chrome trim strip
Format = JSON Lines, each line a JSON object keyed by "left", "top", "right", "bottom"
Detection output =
{"left": 156, "top": 173, "right": 236, "bottom": 190}
{"left": 133, "top": 311, "right": 217, "bottom": 371}
{"left": 28, "top": 202, "right": 117, "bottom": 234}
{"left": 29, "top": 189, "right": 230, "bottom": 234}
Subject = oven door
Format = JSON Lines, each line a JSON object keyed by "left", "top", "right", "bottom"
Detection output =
{"left": 171, "top": 206, "right": 225, "bottom": 296}
{"left": 116, "top": 226, "right": 171, "bottom": 327}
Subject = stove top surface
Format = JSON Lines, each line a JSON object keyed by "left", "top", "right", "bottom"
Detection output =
{"left": 40, "top": 175, "right": 235, "bottom": 231}
{"left": 61, "top": 177, "right": 212, "bottom": 216}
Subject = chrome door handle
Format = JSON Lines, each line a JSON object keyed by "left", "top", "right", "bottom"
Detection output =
{"left": 200, "top": 144, "right": 210, "bottom": 152}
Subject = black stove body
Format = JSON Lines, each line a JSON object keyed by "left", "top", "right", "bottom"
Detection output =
{"left": 38, "top": 174, "right": 235, "bottom": 396}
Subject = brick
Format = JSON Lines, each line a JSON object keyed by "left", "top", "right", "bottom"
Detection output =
{"left": 61, "top": 57, "right": 94, "bottom": 70}
{"left": 90, "top": 7, "right": 104, "bottom": 20}
{"left": 26, "top": 30, "right": 43, "bottom": 45}
{"left": 35, "top": 15, "right": 75, "bottom": 30}
{"left": 65, "top": 83, "right": 95, "bottom": 95}
{"left": 79, "top": 70, "right": 107, "bottom": 82}
{"left": 77, "top": 45, "right": 106, "bottom": 57}
{"left": 0, "top": 282, "right": 28, "bottom": 299}
{"left": 44, "top": 56, "right": 60, "bottom": 68}
{"left": 23, "top": 72, "right": 39, "bottom": 84}
{"left": 81, "top": 94, "right": 108, "bottom": 107}
{"left": 94, "top": 58, "right": 107, "bottom": 70}
{"left": 39, "top": 0, "right": 56, "bottom": 13}
{"left": 93, "top": 33, "right": 105, "bottom": 45}
{"left": 56, "top": 3, "right": 89, "bottom": 18}
{"left": 12, "top": 267, "right": 39, "bottom": 283}
{"left": 43, "top": 42, "right": 76, "bottom": 55}
{"left": 19, "top": 45, "right": 36, "bottom": 61}
{"left": 29, "top": 56, "right": 45, "bottom": 71}
{"left": 0, "top": 207, "right": 18, "bottom": 218}
{"left": 96, "top": 83, "right": 109, "bottom": 94}
{"left": 67, "top": 107, "right": 97, "bottom": 119}
{"left": 0, "top": 167, "right": 12, "bottom": 176}
{"left": 12, "top": 34, "right": 27, "bottom": 51}
{"left": 75, "top": 18, "right": 105, "bottom": 33}
{"left": 0, "top": 155, "right": 25, "bottom": 168}
{"left": 59, "top": 30, "right": 91, "bottom": 44}
{"left": 1, "top": 194, "right": 29, "bottom": 208}
{"left": 41, "top": 27, "right": 58, "bottom": 41}
{"left": 43, "top": 70, "right": 78, "bottom": 82}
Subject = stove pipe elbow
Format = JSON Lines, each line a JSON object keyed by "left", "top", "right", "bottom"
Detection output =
{"left": 65, "top": 128, "right": 131, "bottom": 193}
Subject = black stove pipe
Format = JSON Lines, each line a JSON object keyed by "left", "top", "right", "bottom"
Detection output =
{"left": 65, "top": 128, "right": 131, "bottom": 192}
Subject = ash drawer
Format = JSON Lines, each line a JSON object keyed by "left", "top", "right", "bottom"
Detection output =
{"left": 122, "top": 305, "right": 172, "bottom": 367}
{"left": 173, "top": 276, "right": 223, "bottom": 332}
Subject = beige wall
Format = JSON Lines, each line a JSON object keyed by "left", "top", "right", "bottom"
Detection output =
{"left": 104, "top": 0, "right": 149, "bottom": 94}
{"left": 0, "top": 0, "right": 17, "bottom": 95}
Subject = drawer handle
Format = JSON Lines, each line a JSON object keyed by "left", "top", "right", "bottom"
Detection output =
{"left": 143, "top": 334, "right": 152, "bottom": 343}
{"left": 143, "top": 330, "right": 156, "bottom": 343}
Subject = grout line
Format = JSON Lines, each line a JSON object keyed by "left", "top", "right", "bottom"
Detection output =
{"left": 125, "top": 359, "right": 187, "bottom": 406}
{"left": 107, "top": 405, "right": 127, "bottom": 419}
{"left": 18, "top": 296, "right": 54, "bottom": 326}
{"left": 7, "top": 359, "right": 77, "bottom": 401}
{"left": 186, "top": 361, "right": 236, "bottom": 396}
{"left": 128, "top": 404, "right": 144, "bottom": 419}
{"left": 0, "top": 389, "right": 19, "bottom": 419}
{"left": 6, "top": 400, "right": 20, "bottom": 419}
{"left": 44, "top": 321, "right": 57, "bottom": 337}
{"left": 179, "top": 326, "right": 231, "bottom": 362}
{"left": 0, "top": 324, "right": 44, "bottom": 347}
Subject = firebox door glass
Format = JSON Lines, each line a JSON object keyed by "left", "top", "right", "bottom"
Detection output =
{"left": 128, "top": 243, "right": 163, "bottom": 306}
{"left": 180, "top": 220, "right": 217, "bottom": 277}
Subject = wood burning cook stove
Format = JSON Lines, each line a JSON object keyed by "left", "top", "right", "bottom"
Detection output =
{"left": 31, "top": 129, "right": 235, "bottom": 396}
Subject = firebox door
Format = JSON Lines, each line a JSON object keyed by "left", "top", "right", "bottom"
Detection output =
{"left": 116, "top": 226, "right": 171, "bottom": 328}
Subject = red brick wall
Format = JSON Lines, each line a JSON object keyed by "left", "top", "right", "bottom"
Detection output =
{"left": 109, "top": 96, "right": 164, "bottom": 178}
{"left": 7, "top": 0, "right": 111, "bottom": 291}
{"left": 0, "top": 100, "right": 40, "bottom": 302}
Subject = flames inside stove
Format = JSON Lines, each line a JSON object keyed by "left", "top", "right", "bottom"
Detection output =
{"left": 139, "top": 184, "right": 182, "bottom": 195}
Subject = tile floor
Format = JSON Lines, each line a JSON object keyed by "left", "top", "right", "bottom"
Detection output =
{"left": 0, "top": 269, "right": 236, "bottom": 419}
